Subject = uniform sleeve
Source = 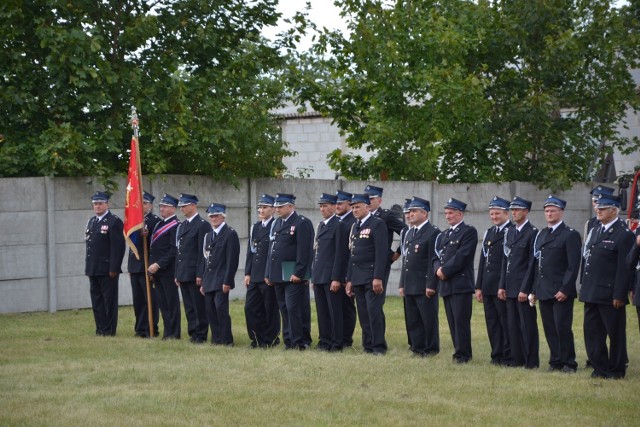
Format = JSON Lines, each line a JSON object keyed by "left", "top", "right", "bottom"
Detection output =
{"left": 559, "top": 230, "right": 582, "bottom": 296}
{"left": 425, "top": 229, "right": 440, "bottom": 291}
{"left": 225, "top": 230, "right": 241, "bottom": 288}
{"left": 373, "top": 220, "right": 389, "bottom": 280}
{"left": 197, "top": 221, "right": 212, "bottom": 278}
{"left": 110, "top": 218, "right": 126, "bottom": 273}
{"left": 441, "top": 227, "right": 478, "bottom": 279}
{"left": 614, "top": 230, "right": 635, "bottom": 300}
{"left": 244, "top": 224, "right": 254, "bottom": 275}
{"left": 295, "top": 218, "right": 314, "bottom": 279}
{"left": 156, "top": 226, "right": 177, "bottom": 270}
{"left": 331, "top": 221, "right": 349, "bottom": 282}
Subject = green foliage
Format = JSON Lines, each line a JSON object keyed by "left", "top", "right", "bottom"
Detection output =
{"left": 0, "top": 0, "right": 295, "bottom": 187}
{"left": 288, "top": 0, "right": 640, "bottom": 190}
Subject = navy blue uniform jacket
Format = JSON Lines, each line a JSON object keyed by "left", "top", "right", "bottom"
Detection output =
{"left": 266, "top": 212, "right": 314, "bottom": 283}
{"left": 202, "top": 224, "right": 240, "bottom": 292}
{"left": 245, "top": 218, "right": 274, "bottom": 283}
{"left": 85, "top": 211, "right": 125, "bottom": 276}
{"left": 533, "top": 223, "right": 581, "bottom": 301}
{"left": 626, "top": 229, "right": 640, "bottom": 306}
{"left": 312, "top": 216, "right": 347, "bottom": 284}
{"left": 148, "top": 216, "right": 179, "bottom": 277}
{"left": 476, "top": 223, "right": 512, "bottom": 295}
{"left": 432, "top": 222, "right": 478, "bottom": 297}
{"left": 580, "top": 219, "right": 633, "bottom": 304}
{"left": 174, "top": 214, "right": 212, "bottom": 282}
{"left": 399, "top": 222, "right": 440, "bottom": 295}
{"left": 347, "top": 216, "right": 388, "bottom": 286}
{"left": 499, "top": 221, "right": 537, "bottom": 298}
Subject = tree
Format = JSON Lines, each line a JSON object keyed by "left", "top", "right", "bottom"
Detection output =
{"left": 0, "top": 0, "right": 296, "bottom": 186}
{"left": 287, "top": 0, "right": 640, "bottom": 190}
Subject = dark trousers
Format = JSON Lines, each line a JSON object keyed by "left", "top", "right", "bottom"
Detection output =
{"left": 274, "top": 281, "right": 310, "bottom": 348}
{"left": 244, "top": 281, "right": 280, "bottom": 346}
{"left": 404, "top": 293, "right": 439, "bottom": 355}
{"left": 342, "top": 290, "right": 357, "bottom": 347}
{"left": 179, "top": 281, "right": 208, "bottom": 342}
{"left": 129, "top": 272, "right": 158, "bottom": 337}
{"left": 505, "top": 297, "right": 539, "bottom": 368}
{"left": 583, "top": 302, "right": 627, "bottom": 378}
{"left": 443, "top": 293, "right": 473, "bottom": 362}
{"left": 353, "top": 284, "right": 387, "bottom": 354}
{"left": 539, "top": 298, "right": 577, "bottom": 370}
{"left": 313, "top": 283, "right": 344, "bottom": 351}
{"left": 154, "top": 275, "right": 181, "bottom": 339}
{"left": 89, "top": 274, "right": 119, "bottom": 336}
{"left": 482, "top": 294, "right": 510, "bottom": 364}
{"left": 205, "top": 290, "right": 233, "bottom": 345}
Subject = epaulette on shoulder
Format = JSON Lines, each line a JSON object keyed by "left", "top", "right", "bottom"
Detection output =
{"left": 112, "top": 214, "right": 120, "bottom": 220}
{"left": 198, "top": 217, "right": 207, "bottom": 223}
{"left": 433, "top": 225, "right": 440, "bottom": 231}
{"left": 568, "top": 227, "right": 575, "bottom": 232}
{"left": 532, "top": 226, "right": 538, "bottom": 231}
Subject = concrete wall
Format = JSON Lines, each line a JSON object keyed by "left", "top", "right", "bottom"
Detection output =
{"left": 0, "top": 176, "right": 596, "bottom": 314}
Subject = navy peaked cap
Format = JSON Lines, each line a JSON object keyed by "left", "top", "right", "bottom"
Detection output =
{"left": 364, "top": 185, "right": 383, "bottom": 197}
{"left": 159, "top": 193, "right": 179, "bottom": 207}
{"left": 178, "top": 193, "right": 198, "bottom": 206}
{"left": 509, "top": 196, "right": 532, "bottom": 210}
{"left": 351, "top": 193, "right": 370, "bottom": 205}
{"left": 258, "top": 193, "right": 275, "bottom": 206}
{"left": 544, "top": 195, "right": 567, "bottom": 210}
{"left": 409, "top": 197, "right": 431, "bottom": 212}
{"left": 444, "top": 197, "right": 467, "bottom": 212}
{"left": 595, "top": 194, "right": 621, "bottom": 208}
{"left": 142, "top": 190, "right": 155, "bottom": 203}
{"left": 206, "top": 203, "right": 226, "bottom": 215}
{"left": 590, "top": 185, "right": 615, "bottom": 196}
{"left": 488, "top": 196, "right": 510, "bottom": 210}
{"left": 318, "top": 193, "right": 338, "bottom": 204}
{"left": 91, "top": 191, "right": 110, "bottom": 202}
{"left": 274, "top": 193, "right": 295, "bottom": 207}
{"left": 336, "top": 190, "right": 353, "bottom": 203}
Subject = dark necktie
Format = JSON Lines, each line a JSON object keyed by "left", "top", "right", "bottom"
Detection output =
{"left": 357, "top": 220, "right": 362, "bottom": 229}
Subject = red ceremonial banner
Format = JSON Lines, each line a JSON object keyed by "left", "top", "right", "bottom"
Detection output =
{"left": 124, "top": 136, "right": 144, "bottom": 260}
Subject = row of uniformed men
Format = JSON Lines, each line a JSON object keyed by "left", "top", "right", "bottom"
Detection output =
{"left": 84, "top": 184, "right": 640, "bottom": 377}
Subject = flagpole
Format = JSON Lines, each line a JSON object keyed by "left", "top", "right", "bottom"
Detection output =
{"left": 131, "top": 107, "right": 156, "bottom": 338}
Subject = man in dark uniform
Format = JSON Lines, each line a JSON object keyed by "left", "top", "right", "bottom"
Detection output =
{"left": 148, "top": 193, "right": 181, "bottom": 339}
{"left": 498, "top": 196, "right": 539, "bottom": 369}
{"left": 433, "top": 198, "right": 478, "bottom": 363}
{"left": 266, "top": 193, "right": 315, "bottom": 350}
{"left": 398, "top": 198, "right": 413, "bottom": 347}
{"left": 475, "top": 196, "right": 512, "bottom": 365}
{"left": 85, "top": 191, "right": 126, "bottom": 336}
{"left": 244, "top": 194, "right": 281, "bottom": 348}
{"left": 335, "top": 190, "right": 357, "bottom": 348}
{"left": 201, "top": 203, "right": 240, "bottom": 346}
{"left": 581, "top": 194, "right": 633, "bottom": 379}
{"left": 532, "top": 195, "right": 581, "bottom": 373}
{"left": 311, "top": 193, "right": 347, "bottom": 352}
{"left": 627, "top": 226, "right": 640, "bottom": 337}
{"left": 364, "top": 185, "right": 407, "bottom": 287}
{"left": 175, "top": 193, "right": 211, "bottom": 344}
{"left": 345, "top": 193, "right": 389, "bottom": 355}
{"left": 127, "top": 190, "right": 161, "bottom": 337}
{"left": 399, "top": 196, "right": 440, "bottom": 357}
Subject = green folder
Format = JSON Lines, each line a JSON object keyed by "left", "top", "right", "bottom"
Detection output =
{"left": 282, "top": 261, "right": 311, "bottom": 281}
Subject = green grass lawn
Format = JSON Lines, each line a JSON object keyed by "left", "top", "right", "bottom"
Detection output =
{"left": 1, "top": 297, "right": 638, "bottom": 426}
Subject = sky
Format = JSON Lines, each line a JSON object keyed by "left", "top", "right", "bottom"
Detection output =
{"left": 261, "top": 0, "right": 348, "bottom": 51}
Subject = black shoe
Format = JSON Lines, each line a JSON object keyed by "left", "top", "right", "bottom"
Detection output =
{"left": 591, "top": 370, "right": 607, "bottom": 379}
{"left": 561, "top": 366, "right": 576, "bottom": 373}
{"left": 298, "top": 344, "right": 310, "bottom": 351}
{"left": 547, "top": 365, "right": 562, "bottom": 372}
